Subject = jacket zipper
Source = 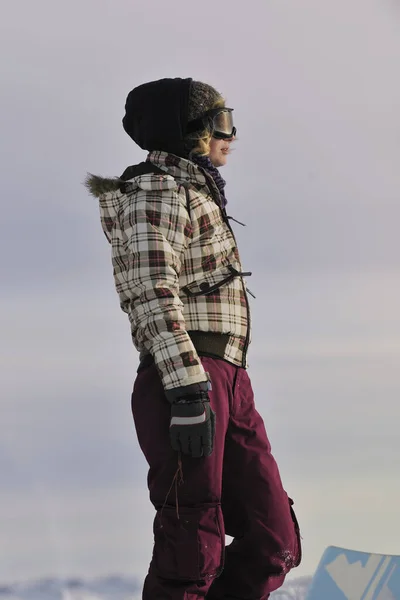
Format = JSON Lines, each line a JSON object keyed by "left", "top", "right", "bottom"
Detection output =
{"left": 223, "top": 210, "right": 252, "bottom": 367}
{"left": 201, "top": 171, "right": 252, "bottom": 368}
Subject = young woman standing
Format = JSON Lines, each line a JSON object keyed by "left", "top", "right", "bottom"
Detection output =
{"left": 86, "top": 77, "right": 301, "bottom": 600}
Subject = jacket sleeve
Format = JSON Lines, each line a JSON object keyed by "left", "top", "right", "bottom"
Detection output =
{"left": 116, "top": 182, "right": 209, "bottom": 391}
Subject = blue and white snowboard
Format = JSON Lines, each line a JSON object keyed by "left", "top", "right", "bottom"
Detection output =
{"left": 305, "top": 546, "right": 400, "bottom": 600}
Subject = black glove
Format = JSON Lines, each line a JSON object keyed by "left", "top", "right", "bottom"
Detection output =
{"left": 165, "top": 382, "right": 216, "bottom": 458}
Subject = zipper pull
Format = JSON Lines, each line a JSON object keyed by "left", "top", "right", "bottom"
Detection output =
{"left": 246, "top": 287, "right": 256, "bottom": 299}
{"left": 227, "top": 215, "right": 247, "bottom": 227}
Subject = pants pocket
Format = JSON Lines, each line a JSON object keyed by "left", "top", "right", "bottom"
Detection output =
{"left": 152, "top": 503, "right": 225, "bottom": 581}
{"left": 288, "top": 497, "right": 302, "bottom": 567}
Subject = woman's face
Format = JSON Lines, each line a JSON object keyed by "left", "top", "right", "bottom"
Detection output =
{"left": 209, "top": 136, "right": 234, "bottom": 167}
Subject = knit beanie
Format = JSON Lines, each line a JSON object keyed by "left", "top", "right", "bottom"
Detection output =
{"left": 187, "top": 81, "right": 221, "bottom": 122}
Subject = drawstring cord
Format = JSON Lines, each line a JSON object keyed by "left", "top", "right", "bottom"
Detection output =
{"left": 174, "top": 453, "right": 184, "bottom": 519}
{"left": 160, "top": 453, "right": 184, "bottom": 521}
{"left": 227, "top": 215, "right": 246, "bottom": 227}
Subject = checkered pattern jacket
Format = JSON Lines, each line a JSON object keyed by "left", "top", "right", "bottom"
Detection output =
{"left": 87, "top": 151, "right": 251, "bottom": 391}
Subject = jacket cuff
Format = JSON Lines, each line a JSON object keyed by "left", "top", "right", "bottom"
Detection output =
{"left": 164, "top": 378, "right": 211, "bottom": 404}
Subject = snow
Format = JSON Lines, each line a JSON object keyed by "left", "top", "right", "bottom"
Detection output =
{"left": 0, "top": 575, "right": 311, "bottom": 600}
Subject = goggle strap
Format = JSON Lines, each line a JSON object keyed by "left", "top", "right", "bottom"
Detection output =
{"left": 186, "top": 117, "right": 207, "bottom": 134}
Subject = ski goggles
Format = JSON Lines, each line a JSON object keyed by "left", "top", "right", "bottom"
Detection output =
{"left": 186, "top": 107, "right": 236, "bottom": 139}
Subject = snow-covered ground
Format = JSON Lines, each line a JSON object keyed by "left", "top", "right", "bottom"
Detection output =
{"left": 0, "top": 575, "right": 312, "bottom": 600}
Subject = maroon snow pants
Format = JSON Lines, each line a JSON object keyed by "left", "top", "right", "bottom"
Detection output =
{"left": 131, "top": 356, "right": 301, "bottom": 600}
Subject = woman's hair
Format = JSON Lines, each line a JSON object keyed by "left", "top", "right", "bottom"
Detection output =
{"left": 186, "top": 97, "right": 226, "bottom": 156}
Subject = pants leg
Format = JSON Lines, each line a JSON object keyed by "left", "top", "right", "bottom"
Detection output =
{"left": 131, "top": 358, "right": 301, "bottom": 600}
{"left": 207, "top": 368, "right": 301, "bottom": 600}
{"left": 131, "top": 357, "right": 233, "bottom": 600}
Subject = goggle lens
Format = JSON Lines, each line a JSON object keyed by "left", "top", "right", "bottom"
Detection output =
{"left": 186, "top": 107, "right": 236, "bottom": 139}
{"left": 212, "top": 110, "right": 235, "bottom": 138}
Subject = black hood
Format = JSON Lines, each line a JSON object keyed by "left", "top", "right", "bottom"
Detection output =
{"left": 122, "top": 77, "right": 192, "bottom": 158}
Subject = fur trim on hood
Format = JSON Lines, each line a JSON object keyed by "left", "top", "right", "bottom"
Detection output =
{"left": 84, "top": 173, "right": 122, "bottom": 198}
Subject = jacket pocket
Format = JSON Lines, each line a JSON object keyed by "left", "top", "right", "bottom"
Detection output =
{"left": 152, "top": 503, "right": 225, "bottom": 581}
{"left": 182, "top": 265, "right": 242, "bottom": 298}
{"left": 288, "top": 497, "right": 302, "bottom": 567}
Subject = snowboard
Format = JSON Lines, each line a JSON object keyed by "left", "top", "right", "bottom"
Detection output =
{"left": 305, "top": 546, "right": 400, "bottom": 600}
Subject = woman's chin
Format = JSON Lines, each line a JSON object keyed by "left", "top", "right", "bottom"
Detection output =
{"left": 215, "top": 154, "right": 228, "bottom": 167}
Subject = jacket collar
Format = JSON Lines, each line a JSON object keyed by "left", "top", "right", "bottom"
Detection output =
{"left": 147, "top": 151, "right": 208, "bottom": 188}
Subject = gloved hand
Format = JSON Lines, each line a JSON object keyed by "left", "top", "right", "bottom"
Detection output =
{"left": 165, "top": 381, "right": 216, "bottom": 458}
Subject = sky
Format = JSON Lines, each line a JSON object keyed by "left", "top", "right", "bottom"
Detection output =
{"left": 1, "top": 0, "right": 400, "bottom": 586}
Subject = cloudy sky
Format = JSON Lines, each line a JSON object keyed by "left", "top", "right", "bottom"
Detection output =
{"left": 1, "top": 0, "right": 400, "bottom": 587}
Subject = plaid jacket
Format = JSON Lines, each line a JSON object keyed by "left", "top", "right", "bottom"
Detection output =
{"left": 88, "top": 151, "right": 251, "bottom": 391}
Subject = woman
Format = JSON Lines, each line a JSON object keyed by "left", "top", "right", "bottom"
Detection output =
{"left": 86, "top": 77, "right": 301, "bottom": 600}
